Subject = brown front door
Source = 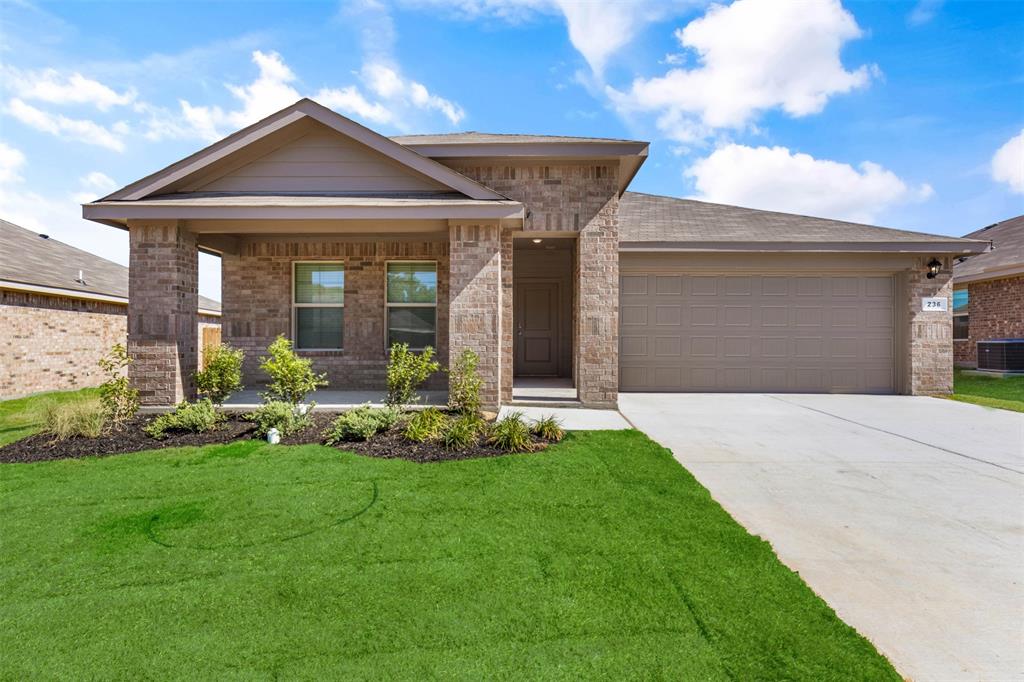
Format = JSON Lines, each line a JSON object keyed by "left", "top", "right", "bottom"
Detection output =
{"left": 514, "top": 281, "right": 559, "bottom": 376}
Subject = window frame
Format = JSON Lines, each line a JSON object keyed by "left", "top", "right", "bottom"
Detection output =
{"left": 384, "top": 260, "right": 438, "bottom": 351}
{"left": 952, "top": 288, "right": 969, "bottom": 341}
{"left": 291, "top": 260, "right": 345, "bottom": 351}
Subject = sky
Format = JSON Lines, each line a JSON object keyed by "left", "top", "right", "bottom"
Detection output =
{"left": 0, "top": 0, "right": 1021, "bottom": 301}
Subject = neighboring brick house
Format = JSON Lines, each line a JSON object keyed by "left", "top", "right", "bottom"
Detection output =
{"left": 81, "top": 98, "right": 986, "bottom": 409}
{"left": 953, "top": 215, "right": 1024, "bottom": 367}
{"left": 0, "top": 219, "right": 220, "bottom": 399}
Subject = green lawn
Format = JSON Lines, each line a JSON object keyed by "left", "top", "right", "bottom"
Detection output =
{"left": 0, "top": 387, "right": 99, "bottom": 446}
{"left": 0, "top": 428, "right": 897, "bottom": 679}
{"left": 952, "top": 368, "right": 1024, "bottom": 413}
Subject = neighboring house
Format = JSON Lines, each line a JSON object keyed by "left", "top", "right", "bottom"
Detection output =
{"left": 0, "top": 219, "right": 221, "bottom": 400}
{"left": 952, "top": 215, "right": 1024, "bottom": 367}
{"left": 81, "top": 98, "right": 986, "bottom": 409}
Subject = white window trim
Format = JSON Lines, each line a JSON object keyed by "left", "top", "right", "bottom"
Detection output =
{"left": 292, "top": 260, "right": 345, "bottom": 351}
{"left": 385, "top": 260, "right": 438, "bottom": 351}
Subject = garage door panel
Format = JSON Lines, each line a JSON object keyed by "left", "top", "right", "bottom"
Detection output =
{"left": 619, "top": 273, "right": 895, "bottom": 393}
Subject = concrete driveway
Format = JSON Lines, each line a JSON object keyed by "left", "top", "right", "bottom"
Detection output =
{"left": 619, "top": 394, "right": 1024, "bottom": 681}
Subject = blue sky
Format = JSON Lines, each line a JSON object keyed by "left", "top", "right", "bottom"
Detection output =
{"left": 1, "top": 0, "right": 1021, "bottom": 301}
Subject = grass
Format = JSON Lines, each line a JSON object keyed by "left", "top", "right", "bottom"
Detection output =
{"left": 0, "top": 387, "right": 99, "bottom": 446}
{"left": 952, "top": 368, "right": 1024, "bottom": 413}
{"left": 0, "top": 430, "right": 898, "bottom": 679}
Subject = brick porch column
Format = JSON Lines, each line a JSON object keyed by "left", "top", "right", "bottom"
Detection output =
{"left": 575, "top": 197, "right": 619, "bottom": 408}
{"left": 902, "top": 256, "right": 953, "bottom": 395}
{"left": 449, "top": 223, "right": 502, "bottom": 410}
{"left": 127, "top": 220, "right": 199, "bottom": 406}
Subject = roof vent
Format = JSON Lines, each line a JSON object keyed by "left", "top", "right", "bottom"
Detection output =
{"left": 75, "top": 269, "right": 87, "bottom": 285}
{"left": 39, "top": 234, "right": 49, "bottom": 239}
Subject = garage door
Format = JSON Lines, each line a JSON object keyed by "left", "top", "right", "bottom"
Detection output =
{"left": 619, "top": 273, "right": 895, "bottom": 393}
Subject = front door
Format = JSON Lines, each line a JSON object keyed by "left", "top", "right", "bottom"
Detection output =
{"left": 514, "top": 281, "right": 559, "bottom": 376}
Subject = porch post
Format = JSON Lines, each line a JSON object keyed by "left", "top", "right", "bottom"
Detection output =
{"left": 127, "top": 220, "right": 199, "bottom": 406}
{"left": 448, "top": 222, "right": 503, "bottom": 410}
{"left": 575, "top": 196, "right": 620, "bottom": 408}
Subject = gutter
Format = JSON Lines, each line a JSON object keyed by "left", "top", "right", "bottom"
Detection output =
{"left": 0, "top": 279, "right": 222, "bottom": 317}
{"left": 617, "top": 240, "right": 991, "bottom": 255}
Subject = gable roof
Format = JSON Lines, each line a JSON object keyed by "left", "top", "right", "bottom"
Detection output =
{"left": 0, "top": 219, "right": 220, "bottom": 313}
{"left": 954, "top": 214, "right": 1024, "bottom": 283}
{"left": 618, "top": 191, "right": 989, "bottom": 254}
{"left": 391, "top": 131, "right": 647, "bottom": 146}
{"left": 99, "top": 99, "right": 506, "bottom": 203}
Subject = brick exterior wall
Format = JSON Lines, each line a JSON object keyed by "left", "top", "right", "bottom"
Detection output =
{"left": 0, "top": 291, "right": 125, "bottom": 399}
{"left": 222, "top": 238, "right": 449, "bottom": 391}
{"left": 449, "top": 224, "right": 502, "bottom": 408}
{"left": 902, "top": 256, "right": 954, "bottom": 395}
{"left": 953, "top": 275, "right": 1024, "bottom": 367}
{"left": 128, "top": 222, "right": 199, "bottom": 406}
{"left": 449, "top": 162, "right": 621, "bottom": 407}
{"left": 0, "top": 288, "right": 219, "bottom": 400}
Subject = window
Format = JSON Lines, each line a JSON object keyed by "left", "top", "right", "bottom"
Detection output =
{"left": 386, "top": 262, "right": 437, "bottom": 349}
{"left": 293, "top": 263, "right": 344, "bottom": 350}
{"left": 953, "top": 288, "right": 969, "bottom": 341}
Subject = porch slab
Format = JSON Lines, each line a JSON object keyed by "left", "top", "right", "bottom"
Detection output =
{"left": 498, "top": 405, "right": 631, "bottom": 430}
{"left": 222, "top": 389, "right": 448, "bottom": 411}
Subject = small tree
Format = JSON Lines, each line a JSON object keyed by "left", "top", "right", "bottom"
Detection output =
{"left": 447, "top": 349, "right": 483, "bottom": 415}
{"left": 259, "top": 335, "right": 327, "bottom": 405}
{"left": 386, "top": 343, "right": 440, "bottom": 407}
{"left": 98, "top": 343, "right": 139, "bottom": 428}
{"left": 195, "top": 344, "right": 245, "bottom": 405}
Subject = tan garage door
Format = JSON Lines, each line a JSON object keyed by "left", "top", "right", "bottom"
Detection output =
{"left": 619, "top": 273, "right": 895, "bottom": 393}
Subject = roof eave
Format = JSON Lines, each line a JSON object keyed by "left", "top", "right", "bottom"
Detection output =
{"left": 618, "top": 240, "right": 992, "bottom": 254}
{"left": 953, "top": 263, "right": 1024, "bottom": 285}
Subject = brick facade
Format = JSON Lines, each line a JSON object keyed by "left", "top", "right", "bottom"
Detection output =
{"left": 449, "top": 162, "right": 621, "bottom": 407}
{"left": 0, "top": 288, "right": 219, "bottom": 400}
{"left": 953, "top": 275, "right": 1024, "bottom": 367}
{"left": 128, "top": 222, "right": 199, "bottom": 405}
{"left": 902, "top": 256, "right": 954, "bottom": 395}
{"left": 222, "top": 237, "right": 449, "bottom": 391}
{"left": 448, "top": 224, "right": 502, "bottom": 408}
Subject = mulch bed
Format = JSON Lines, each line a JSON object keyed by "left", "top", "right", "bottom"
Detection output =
{"left": 0, "top": 411, "right": 550, "bottom": 464}
{"left": 0, "top": 415, "right": 256, "bottom": 464}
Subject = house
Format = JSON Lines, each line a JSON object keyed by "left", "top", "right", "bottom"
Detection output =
{"left": 0, "top": 219, "right": 221, "bottom": 399}
{"left": 81, "top": 98, "right": 986, "bottom": 409}
{"left": 953, "top": 215, "right": 1024, "bottom": 367}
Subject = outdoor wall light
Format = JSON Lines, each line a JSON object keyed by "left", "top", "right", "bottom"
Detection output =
{"left": 926, "top": 258, "right": 942, "bottom": 279}
{"left": 532, "top": 238, "right": 543, "bottom": 244}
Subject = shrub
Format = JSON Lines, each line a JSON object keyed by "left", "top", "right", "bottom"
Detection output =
{"left": 386, "top": 343, "right": 440, "bottom": 407}
{"left": 447, "top": 349, "right": 483, "bottom": 415}
{"left": 403, "top": 406, "right": 447, "bottom": 443}
{"left": 440, "top": 413, "right": 482, "bottom": 451}
{"left": 244, "top": 400, "right": 311, "bottom": 438}
{"left": 487, "top": 411, "right": 533, "bottom": 453}
{"left": 144, "top": 399, "right": 223, "bottom": 439}
{"left": 195, "top": 344, "right": 244, "bottom": 405}
{"left": 44, "top": 397, "right": 106, "bottom": 441}
{"left": 260, "top": 336, "right": 328, "bottom": 405}
{"left": 531, "top": 414, "right": 565, "bottom": 442}
{"left": 98, "top": 344, "right": 139, "bottom": 427}
{"left": 324, "top": 405, "right": 400, "bottom": 444}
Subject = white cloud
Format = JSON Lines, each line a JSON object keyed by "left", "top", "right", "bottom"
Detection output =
{"left": 176, "top": 50, "right": 463, "bottom": 142}
{"left": 608, "top": 0, "right": 874, "bottom": 140}
{"left": 0, "top": 141, "right": 26, "bottom": 183}
{"left": 991, "top": 129, "right": 1024, "bottom": 195}
{"left": 1, "top": 65, "right": 136, "bottom": 110}
{"left": 5, "top": 98, "right": 126, "bottom": 151}
{"left": 686, "top": 144, "right": 933, "bottom": 224}
{"left": 71, "top": 171, "right": 119, "bottom": 203}
{"left": 401, "top": 0, "right": 688, "bottom": 77}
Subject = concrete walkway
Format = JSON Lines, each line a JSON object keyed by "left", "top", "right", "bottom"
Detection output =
{"left": 498, "top": 405, "right": 631, "bottom": 430}
{"left": 619, "top": 393, "right": 1024, "bottom": 682}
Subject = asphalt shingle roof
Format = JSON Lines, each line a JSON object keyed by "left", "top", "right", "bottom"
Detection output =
{"left": 0, "top": 219, "right": 221, "bottom": 312}
{"left": 954, "top": 215, "right": 1024, "bottom": 280}
{"left": 618, "top": 191, "right": 980, "bottom": 245}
